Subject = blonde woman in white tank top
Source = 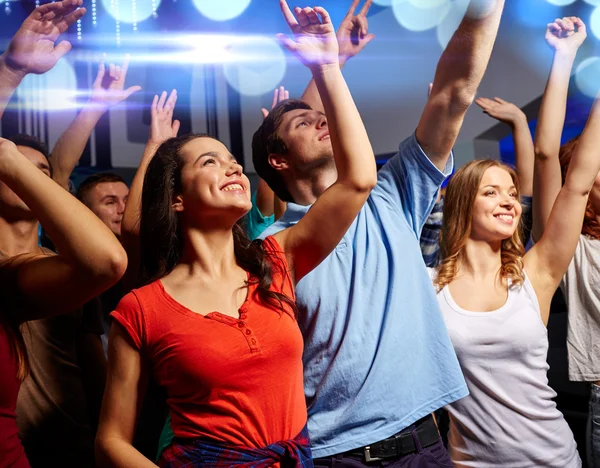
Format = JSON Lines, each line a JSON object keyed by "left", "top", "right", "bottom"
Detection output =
{"left": 531, "top": 15, "right": 600, "bottom": 468}
{"left": 428, "top": 19, "right": 599, "bottom": 468}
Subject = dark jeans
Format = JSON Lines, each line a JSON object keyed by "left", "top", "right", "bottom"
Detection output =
{"left": 589, "top": 383, "right": 600, "bottom": 468}
{"left": 313, "top": 429, "right": 453, "bottom": 468}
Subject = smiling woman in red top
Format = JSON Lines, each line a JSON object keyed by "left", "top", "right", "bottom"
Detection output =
{"left": 94, "top": 2, "right": 377, "bottom": 467}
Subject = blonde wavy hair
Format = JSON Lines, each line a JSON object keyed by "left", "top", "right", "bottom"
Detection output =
{"left": 435, "top": 159, "right": 525, "bottom": 291}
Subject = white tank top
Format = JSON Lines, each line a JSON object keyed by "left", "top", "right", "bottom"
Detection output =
{"left": 432, "top": 270, "right": 581, "bottom": 468}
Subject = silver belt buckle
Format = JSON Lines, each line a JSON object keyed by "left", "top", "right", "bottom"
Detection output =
{"left": 364, "top": 446, "right": 383, "bottom": 463}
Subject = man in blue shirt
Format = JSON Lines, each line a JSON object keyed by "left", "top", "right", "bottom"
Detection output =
{"left": 252, "top": 1, "right": 506, "bottom": 466}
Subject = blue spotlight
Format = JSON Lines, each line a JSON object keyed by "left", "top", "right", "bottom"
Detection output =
{"left": 192, "top": 0, "right": 251, "bottom": 22}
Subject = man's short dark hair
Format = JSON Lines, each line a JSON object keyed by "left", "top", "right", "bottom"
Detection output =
{"left": 9, "top": 134, "right": 50, "bottom": 159}
{"left": 76, "top": 172, "right": 127, "bottom": 205}
{"left": 8, "top": 134, "right": 52, "bottom": 176}
{"left": 252, "top": 99, "right": 312, "bottom": 203}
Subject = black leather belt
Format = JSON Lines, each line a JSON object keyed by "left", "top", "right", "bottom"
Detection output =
{"left": 347, "top": 415, "right": 440, "bottom": 462}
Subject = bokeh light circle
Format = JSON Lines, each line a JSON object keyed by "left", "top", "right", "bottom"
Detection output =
{"left": 583, "top": 0, "right": 600, "bottom": 5}
{"left": 192, "top": 0, "right": 251, "bottom": 22}
{"left": 591, "top": 5, "right": 600, "bottom": 40}
{"left": 575, "top": 56, "right": 600, "bottom": 98}
{"left": 373, "top": 0, "right": 392, "bottom": 5}
{"left": 436, "top": 0, "right": 470, "bottom": 48}
{"left": 408, "top": 0, "right": 447, "bottom": 7}
{"left": 15, "top": 59, "right": 78, "bottom": 111}
{"left": 223, "top": 36, "right": 286, "bottom": 97}
{"left": 545, "top": 0, "right": 576, "bottom": 5}
{"left": 101, "top": 0, "right": 161, "bottom": 23}
{"left": 392, "top": 0, "right": 451, "bottom": 32}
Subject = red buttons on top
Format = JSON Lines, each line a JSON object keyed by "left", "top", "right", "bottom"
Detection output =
{"left": 246, "top": 329, "right": 252, "bottom": 335}
{"left": 237, "top": 322, "right": 245, "bottom": 328}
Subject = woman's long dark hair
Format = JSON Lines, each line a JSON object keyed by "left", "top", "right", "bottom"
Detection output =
{"left": 0, "top": 255, "right": 31, "bottom": 381}
{"left": 139, "top": 134, "right": 297, "bottom": 316}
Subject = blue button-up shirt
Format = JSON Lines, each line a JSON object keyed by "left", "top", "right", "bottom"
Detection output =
{"left": 261, "top": 134, "right": 468, "bottom": 458}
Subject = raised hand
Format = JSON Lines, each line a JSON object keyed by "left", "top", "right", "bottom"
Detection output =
{"left": 3, "top": 0, "right": 86, "bottom": 77}
{"left": 89, "top": 54, "right": 141, "bottom": 109}
{"left": 337, "top": 0, "right": 375, "bottom": 65}
{"left": 149, "top": 90, "right": 180, "bottom": 146}
{"left": 546, "top": 17, "right": 586, "bottom": 54}
{"left": 261, "top": 86, "right": 290, "bottom": 119}
{"left": 0, "top": 138, "right": 19, "bottom": 167}
{"left": 277, "top": 1, "right": 338, "bottom": 69}
{"left": 475, "top": 97, "right": 526, "bottom": 126}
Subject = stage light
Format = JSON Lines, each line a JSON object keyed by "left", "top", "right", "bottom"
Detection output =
{"left": 392, "top": 0, "right": 451, "bottom": 32}
{"left": 192, "top": 0, "right": 251, "bottom": 22}
{"left": 575, "top": 56, "right": 600, "bottom": 98}
{"left": 223, "top": 36, "right": 286, "bottom": 97}
{"left": 101, "top": 0, "right": 161, "bottom": 24}
{"left": 373, "top": 0, "right": 392, "bottom": 5}
{"left": 591, "top": 5, "right": 600, "bottom": 40}
{"left": 436, "top": 0, "right": 469, "bottom": 49}
{"left": 15, "top": 59, "right": 79, "bottom": 111}
{"left": 545, "top": 0, "right": 576, "bottom": 5}
{"left": 583, "top": 0, "right": 600, "bottom": 6}
{"left": 408, "top": 0, "right": 447, "bottom": 7}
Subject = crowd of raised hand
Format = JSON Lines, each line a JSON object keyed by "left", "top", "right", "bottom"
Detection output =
{"left": 0, "top": 1, "right": 599, "bottom": 468}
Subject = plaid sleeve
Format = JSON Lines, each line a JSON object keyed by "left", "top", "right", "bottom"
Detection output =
{"left": 420, "top": 198, "right": 444, "bottom": 268}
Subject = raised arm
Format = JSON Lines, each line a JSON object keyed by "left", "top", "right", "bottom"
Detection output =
{"left": 273, "top": 1, "right": 376, "bottom": 283}
{"left": 532, "top": 17, "right": 586, "bottom": 241}
{"left": 300, "top": 0, "right": 374, "bottom": 112}
{"left": 526, "top": 92, "right": 600, "bottom": 324}
{"left": 0, "top": 138, "right": 126, "bottom": 320}
{"left": 121, "top": 90, "right": 179, "bottom": 243}
{"left": 0, "top": 0, "right": 85, "bottom": 119}
{"left": 120, "top": 90, "right": 178, "bottom": 289}
{"left": 51, "top": 55, "right": 141, "bottom": 190}
{"left": 416, "top": 0, "right": 505, "bottom": 171}
{"left": 475, "top": 97, "right": 533, "bottom": 196}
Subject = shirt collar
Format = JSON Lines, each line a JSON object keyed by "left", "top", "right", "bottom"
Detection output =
{"left": 281, "top": 202, "right": 312, "bottom": 224}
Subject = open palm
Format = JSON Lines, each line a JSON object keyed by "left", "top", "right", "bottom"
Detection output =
{"left": 149, "top": 90, "right": 180, "bottom": 146}
{"left": 5, "top": 0, "right": 86, "bottom": 76}
{"left": 277, "top": 1, "right": 338, "bottom": 68}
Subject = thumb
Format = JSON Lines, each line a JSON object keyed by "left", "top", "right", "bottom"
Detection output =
{"left": 261, "top": 108, "right": 269, "bottom": 119}
{"left": 52, "top": 40, "right": 73, "bottom": 62}
{"left": 122, "top": 85, "right": 142, "bottom": 100}
{"left": 364, "top": 33, "right": 375, "bottom": 43}
{"left": 172, "top": 119, "right": 181, "bottom": 136}
{"left": 276, "top": 33, "right": 298, "bottom": 54}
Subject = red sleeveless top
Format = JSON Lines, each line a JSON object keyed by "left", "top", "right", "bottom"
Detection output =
{"left": 111, "top": 236, "right": 307, "bottom": 449}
